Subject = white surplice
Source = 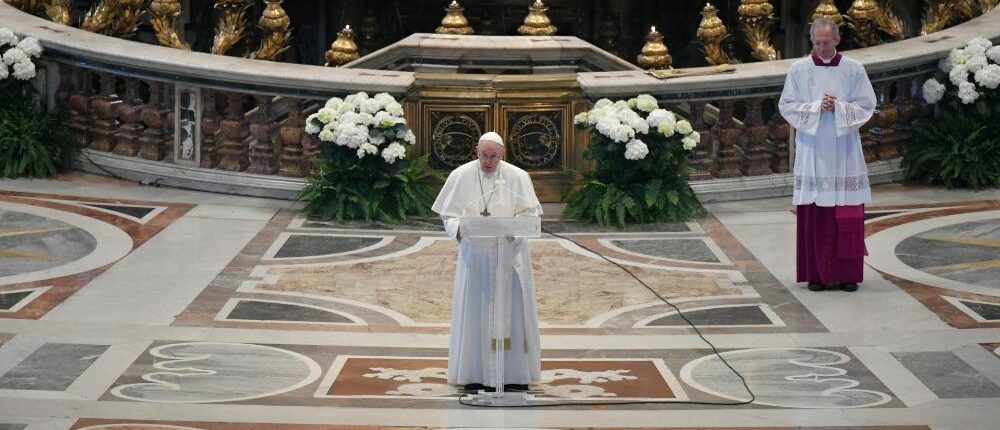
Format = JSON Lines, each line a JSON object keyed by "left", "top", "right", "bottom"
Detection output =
{"left": 431, "top": 159, "right": 543, "bottom": 385}
{"left": 779, "top": 52, "right": 877, "bottom": 207}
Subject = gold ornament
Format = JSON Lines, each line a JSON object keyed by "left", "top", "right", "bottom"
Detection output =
{"left": 44, "top": 0, "right": 72, "bottom": 25}
{"left": 738, "top": 0, "right": 781, "bottom": 61}
{"left": 250, "top": 0, "right": 292, "bottom": 61}
{"left": 698, "top": 3, "right": 737, "bottom": 66}
{"left": 811, "top": 0, "right": 844, "bottom": 25}
{"left": 112, "top": 0, "right": 146, "bottom": 39}
{"left": 325, "top": 25, "right": 360, "bottom": 67}
{"left": 212, "top": 0, "right": 252, "bottom": 56}
{"left": 518, "top": 0, "right": 557, "bottom": 36}
{"left": 150, "top": 0, "right": 191, "bottom": 50}
{"left": 637, "top": 26, "right": 671, "bottom": 70}
{"left": 436, "top": 1, "right": 474, "bottom": 35}
{"left": 847, "top": 0, "right": 904, "bottom": 47}
{"left": 81, "top": 0, "right": 116, "bottom": 35}
{"left": 922, "top": 0, "right": 978, "bottom": 35}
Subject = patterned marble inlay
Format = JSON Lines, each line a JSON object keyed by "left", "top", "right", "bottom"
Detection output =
{"left": 644, "top": 304, "right": 778, "bottom": 327}
{"left": 260, "top": 240, "right": 730, "bottom": 326}
{"left": 317, "top": 356, "right": 685, "bottom": 401}
{"left": 680, "top": 348, "right": 893, "bottom": 408}
{"left": 893, "top": 351, "right": 1000, "bottom": 398}
{"left": 223, "top": 299, "right": 358, "bottom": 324}
{"left": 611, "top": 238, "right": 721, "bottom": 263}
{"left": 895, "top": 219, "right": 1000, "bottom": 288}
{"left": 0, "top": 343, "right": 108, "bottom": 391}
{"left": 111, "top": 342, "right": 321, "bottom": 403}
{"left": 0, "top": 209, "right": 97, "bottom": 277}
{"left": 271, "top": 235, "right": 382, "bottom": 259}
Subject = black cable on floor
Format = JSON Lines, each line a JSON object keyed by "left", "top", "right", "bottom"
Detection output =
{"left": 456, "top": 225, "right": 757, "bottom": 408}
{"left": 78, "top": 150, "right": 165, "bottom": 188}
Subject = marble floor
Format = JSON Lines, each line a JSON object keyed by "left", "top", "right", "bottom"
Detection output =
{"left": 0, "top": 173, "right": 998, "bottom": 429}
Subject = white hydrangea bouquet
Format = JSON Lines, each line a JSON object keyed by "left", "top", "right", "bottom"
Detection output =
{"left": 563, "top": 94, "right": 704, "bottom": 228}
{"left": 905, "top": 37, "right": 1000, "bottom": 191}
{"left": 922, "top": 37, "right": 1000, "bottom": 106}
{"left": 304, "top": 91, "right": 416, "bottom": 164}
{"left": 1, "top": 27, "right": 43, "bottom": 96}
{"left": 299, "top": 91, "right": 443, "bottom": 222}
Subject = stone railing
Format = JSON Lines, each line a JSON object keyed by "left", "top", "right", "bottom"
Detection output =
{"left": 3, "top": 3, "right": 998, "bottom": 201}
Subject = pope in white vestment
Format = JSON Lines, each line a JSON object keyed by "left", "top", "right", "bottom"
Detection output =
{"left": 778, "top": 18, "right": 876, "bottom": 292}
{"left": 431, "top": 132, "right": 543, "bottom": 390}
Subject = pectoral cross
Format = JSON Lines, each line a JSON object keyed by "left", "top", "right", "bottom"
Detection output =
{"left": 480, "top": 209, "right": 491, "bottom": 217}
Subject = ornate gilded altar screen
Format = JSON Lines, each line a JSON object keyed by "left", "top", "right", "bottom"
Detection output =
{"left": 404, "top": 73, "right": 590, "bottom": 202}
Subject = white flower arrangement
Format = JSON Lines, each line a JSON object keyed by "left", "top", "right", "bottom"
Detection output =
{"left": 574, "top": 94, "right": 698, "bottom": 160}
{"left": 925, "top": 37, "right": 1000, "bottom": 105}
{"left": 0, "top": 27, "right": 42, "bottom": 82}
{"left": 304, "top": 91, "right": 414, "bottom": 164}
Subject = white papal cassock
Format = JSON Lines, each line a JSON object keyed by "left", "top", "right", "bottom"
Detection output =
{"left": 431, "top": 159, "right": 543, "bottom": 386}
{"left": 778, "top": 52, "right": 876, "bottom": 207}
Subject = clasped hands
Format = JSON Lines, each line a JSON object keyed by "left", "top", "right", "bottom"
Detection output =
{"left": 821, "top": 93, "right": 837, "bottom": 112}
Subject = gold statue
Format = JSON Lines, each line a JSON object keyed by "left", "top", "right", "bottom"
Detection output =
{"left": 847, "top": 0, "right": 905, "bottom": 47}
{"left": 518, "top": 0, "right": 557, "bottom": 36}
{"left": 81, "top": 0, "right": 144, "bottom": 38}
{"left": 250, "top": 0, "right": 292, "bottom": 61}
{"left": 44, "top": 0, "right": 72, "bottom": 25}
{"left": 922, "top": 0, "right": 978, "bottom": 35}
{"left": 112, "top": 0, "right": 146, "bottom": 39}
{"left": 811, "top": 0, "right": 844, "bottom": 25}
{"left": 82, "top": 0, "right": 116, "bottom": 35}
{"left": 150, "top": 0, "right": 191, "bottom": 50}
{"left": 738, "top": 0, "right": 781, "bottom": 61}
{"left": 437, "top": 1, "right": 474, "bottom": 35}
{"left": 698, "top": 3, "right": 737, "bottom": 66}
{"left": 637, "top": 26, "right": 671, "bottom": 70}
{"left": 212, "top": 0, "right": 252, "bottom": 56}
{"left": 325, "top": 25, "right": 360, "bottom": 67}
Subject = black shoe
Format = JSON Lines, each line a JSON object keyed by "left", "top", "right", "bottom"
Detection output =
{"left": 839, "top": 282, "right": 859, "bottom": 292}
{"left": 504, "top": 384, "right": 530, "bottom": 392}
{"left": 808, "top": 282, "right": 826, "bottom": 291}
{"left": 463, "top": 383, "right": 497, "bottom": 392}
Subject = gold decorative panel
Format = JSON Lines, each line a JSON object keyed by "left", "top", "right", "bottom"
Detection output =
{"left": 502, "top": 107, "right": 567, "bottom": 170}
{"left": 421, "top": 105, "right": 491, "bottom": 170}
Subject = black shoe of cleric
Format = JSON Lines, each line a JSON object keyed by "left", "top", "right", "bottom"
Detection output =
{"left": 840, "top": 282, "right": 859, "bottom": 292}
{"left": 808, "top": 282, "right": 826, "bottom": 291}
{"left": 504, "top": 384, "right": 530, "bottom": 392}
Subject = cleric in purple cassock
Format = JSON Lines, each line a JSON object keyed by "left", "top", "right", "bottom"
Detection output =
{"left": 778, "top": 17, "right": 876, "bottom": 293}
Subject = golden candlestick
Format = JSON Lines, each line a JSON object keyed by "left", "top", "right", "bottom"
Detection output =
{"left": 847, "top": 0, "right": 904, "bottom": 46}
{"left": 44, "top": 0, "right": 72, "bottom": 25}
{"left": 436, "top": 1, "right": 474, "bottom": 35}
{"left": 738, "top": 0, "right": 781, "bottom": 62}
{"left": 637, "top": 26, "right": 671, "bottom": 70}
{"left": 518, "top": 0, "right": 557, "bottom": 36}
{"left": 212, "top": 0, "right": 252, "bottom": 56}
{"left": 250, "top": 0, "right": 292, "bottom": 61}
{"left": 698, "top": 3, "right": 736, "bottom": 66}
{"left": 325, "top": 25, "right": 360, "bottom": 67}
{"left": 150, "top": 0, "right": 191, "bottom": 50}
{"left": 811, "top": 0, "right": 844, "bottom": 25}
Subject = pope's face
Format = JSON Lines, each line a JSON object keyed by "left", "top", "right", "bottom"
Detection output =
{"left": 477, "top": 141, "right": 504, "bottom": 174}
{"left": 812, "top": 26, "right": 839, "bottom": 59}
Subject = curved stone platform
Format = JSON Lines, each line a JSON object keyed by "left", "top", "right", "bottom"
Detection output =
{"left": 3, "top": 4, "right": 999, "bottom": 202}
